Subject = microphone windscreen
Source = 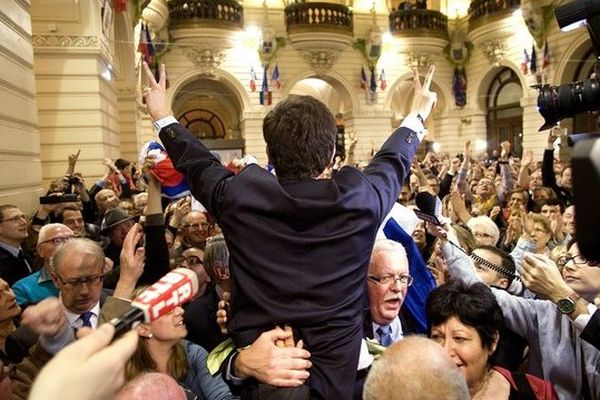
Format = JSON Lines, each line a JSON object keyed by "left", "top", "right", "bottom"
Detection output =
{"left": 132, "top": 268, "right": 199, "bottom": 323}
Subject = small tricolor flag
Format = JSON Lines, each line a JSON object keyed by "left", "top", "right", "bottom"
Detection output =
{"left": 137, "top": 23, "right": 154, "bottom": 65}
{"left": 249, "top": 67, "right": 257, "bottom": 92}
{"left": 259, "top": 65, "right": 272, "bottom": 106}
{"left": 520, "top": 49, "right": 529, "bottom": 75}
{"left": 530, "top": 45, "right": 538, "bottom": 75}
{"left": 369, "top": 67, "right": 377, "bottom": 92}
{"left": 543, "top": 41, "right": 550, "bottom": 69}
{"left": 360, "top": 66, "right": 367, "bottom": 90}
{"left": 379, "top": 69, "right": 387, "bottom": 91}
{"left": 271, "top": 64, "right": 281, "bottom": 90}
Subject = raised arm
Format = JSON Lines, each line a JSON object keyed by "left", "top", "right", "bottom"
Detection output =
{"left": 142, "top": 62, "right": 232, "bottom": 216}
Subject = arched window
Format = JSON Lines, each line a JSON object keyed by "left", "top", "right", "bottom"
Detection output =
{"left": 178, "top": 109, "right": 226, "bottom": 139}
{"left": 486, "top": 68, "right": 523, "bottom": 156}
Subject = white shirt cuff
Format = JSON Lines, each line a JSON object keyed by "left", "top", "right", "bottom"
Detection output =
{"left": 572, "top": 304, "right": 598, "bottom": 331}
{"left": 400, "top": 114, "right": 427, "bottom": 141}
{"left": 152, "top": 116, "right": 179, "bottom": 133}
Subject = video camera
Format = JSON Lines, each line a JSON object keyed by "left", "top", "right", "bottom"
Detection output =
{"left": 535, "top": 0, "right": 600, "bottom": 262}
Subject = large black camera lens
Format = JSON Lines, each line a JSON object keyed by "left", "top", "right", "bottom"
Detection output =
{"left": 536, "top": 78, "right": 600, "bottom": 130}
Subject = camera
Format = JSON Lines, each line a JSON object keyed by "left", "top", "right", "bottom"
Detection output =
{"left": 535, "top": 0, "right": 600, "bottom": 130}
{"left": 536, "top": 77, "right": 600, "bottom": 130}
{"left": 69, "top": 175, "right": 81, "bottom": 186}
{"left": 39, "top": 194, "right": 78, "bottom": 204}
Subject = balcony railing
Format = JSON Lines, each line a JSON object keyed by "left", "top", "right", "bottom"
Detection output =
{"left": 285, "top": 2, "right": 353, "bottom": 35}
{"left": 469, "top": 0, "right": 520, "bottom": 28}
{"left": 168, "top": 0, "right": 244, "bottom": 30}
{"left": 389, "top": 9, "right": 448, "bottom": 39}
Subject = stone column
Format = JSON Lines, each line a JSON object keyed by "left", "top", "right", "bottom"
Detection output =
{"left": 0, "top": 0, "right": 43, "bottom": 213}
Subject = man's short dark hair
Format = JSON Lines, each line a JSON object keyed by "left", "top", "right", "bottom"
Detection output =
{"left": 56, "top": 205, "right": 82, "bottom": 223}
{"left": 0, "top": 205, "right": 19, "bottom": 222}
{"left": 539, "top": 198, "right": 565, "bottom": 213}
{"left": 474, "top": 244, "right": 516, "bottom": 284}
{"left": 263, "top": 95, "right": 336, "bottom": 179}
{"left": 114, "top": 158, "right": 131, "bottom": 171}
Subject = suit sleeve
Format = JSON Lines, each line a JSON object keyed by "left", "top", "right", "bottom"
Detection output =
{"left": 361, "top": 127, "right": 420, "bottom": 221}
{"left": 159, "top": 123, "right": 234, "bottom": 217}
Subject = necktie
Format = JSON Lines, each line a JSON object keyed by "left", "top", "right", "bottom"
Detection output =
{"left": 377, "top": 325, "right": 393, "bottom": 347}
{"left": 17, "top": 249, "right": 31, "bottom": 273}
{"left": 80, "top": 311, "right": 94, "bottom": 328}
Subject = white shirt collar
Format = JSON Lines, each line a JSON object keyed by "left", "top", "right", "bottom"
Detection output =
{"left": 372, "top": 316, "right": 403, "bottom": 345}
{"left": 62, "top": 301, "right": 101, "bottom": 329}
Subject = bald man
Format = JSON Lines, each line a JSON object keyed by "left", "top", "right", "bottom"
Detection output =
{"left": 363, "top": 336, "right": 469, "bottom": 400}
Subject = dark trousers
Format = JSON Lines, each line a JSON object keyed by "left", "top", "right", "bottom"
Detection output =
{"left": 241, "top": 383, "right": 317, "bottom": 400}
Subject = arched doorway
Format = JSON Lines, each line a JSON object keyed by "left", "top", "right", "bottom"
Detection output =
{"left": 486, "top": 68, "right": 523, "bottom": 157}
{"left": 171, "top": 78, "right": 245, "bottom": 163}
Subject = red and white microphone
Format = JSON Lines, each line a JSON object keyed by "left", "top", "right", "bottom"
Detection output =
{"left": 111, "top": 268, "right": 198, "bottom": 338}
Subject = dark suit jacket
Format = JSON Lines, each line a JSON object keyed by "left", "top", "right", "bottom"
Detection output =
{"left": 581, "top": 309, "right": 600, "bottom": 351}
{"left": 0, "top": 246, "right": 33, "bottom": 286}
{"left": 362, "top": 308, "right": 417, "bottom": 342}
{"left": 159, "top": 122, "right": 419, "bottom": 400}
{"left": 184, "top": 286, "right": 228, "bottom": 352}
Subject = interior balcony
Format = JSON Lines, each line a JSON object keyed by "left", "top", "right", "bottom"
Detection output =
{"left": 166, "top": 0, "right": 244, "bottom": 75}
{"left": 468, "top": 0, "right": 521, "bottom": 32}
{"left": 389, "top": 8, "right": 449, "bottom": 40}
{"left": 168, "top": 0, "right": 244, "bottom": 31}
{"left": 284, "top": 2, "right": 354, "bottom": 75}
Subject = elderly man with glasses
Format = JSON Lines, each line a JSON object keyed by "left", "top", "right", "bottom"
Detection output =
{"left": 0, "top": 205, "right": 33, "bottom": 286}
{"left": 12, "top": 224, "right": 74, "bottom": 307}
{"left": 176, "top": 211, "right": 210, "bottom": 255}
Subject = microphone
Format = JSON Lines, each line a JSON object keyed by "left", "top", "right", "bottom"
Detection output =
{"left": 414, "top": 191, "right": 442, "bottom": 225}
{"left": 110, "top": 268, "right": 199, "bottom": 338}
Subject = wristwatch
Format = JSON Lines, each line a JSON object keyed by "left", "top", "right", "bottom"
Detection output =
{"left": 557, "top": 292, "right": 580, "bottom": 314}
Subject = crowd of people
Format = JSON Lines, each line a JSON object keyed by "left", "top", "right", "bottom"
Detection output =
{"left": 0, "top": 62, "right": 596, "bottom": 400}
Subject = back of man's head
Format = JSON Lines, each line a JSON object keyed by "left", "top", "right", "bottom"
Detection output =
{"left": 115, "top": 372, "right": 186, "bottom": 400}
{"left": 263, "top": 95, "right": 336, "bottom": 179}
{"left": 363, "top": 336, "right": 469, "bottom": 400}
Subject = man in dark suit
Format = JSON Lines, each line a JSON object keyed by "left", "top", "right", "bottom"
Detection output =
{"left": 0, "top": 205, "right": 33, "bottom": 286}
{"left": 142, "top": 62, "right": 437, "bottom": 400}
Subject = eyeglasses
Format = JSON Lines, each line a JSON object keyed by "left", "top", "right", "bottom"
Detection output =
{"left": 53, "top": 272, "right": 105, "bottom": 288}
{"left": 182, "top": 256, "right": 203, "bottom": 265}
{"left": 182, "top": 223, "right": 209, "bottom": 231}
{"left": 557, "top": 254, "right": 600, "bottom": 268}
{"left": 0, "top": 214, "right": 26, "bottom": 224}
{"left": 39, "top": 235, "right": 74, "bottom": 246}
{"left": 368, "top": 274, "right": 413, "bottom": 287}
{"left": 473, "top": 232, "right": 494, "bottom": 239}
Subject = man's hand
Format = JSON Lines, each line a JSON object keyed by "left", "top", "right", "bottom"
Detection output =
{"left": 68, "top": 150, "right": 80, "bottom": 169}
{"left": 410, "top": 65, "right": 437, "bottom": 122}
{"left": 142, "top": 62, "right": 170, "bottom": 121}
{"left": 216, "top": 291, "right": 230, "bottom": 335}
{"left": 21, "top": 297, "right": 68, "bottom": 337}
{"left": 115, "top": 223, "right": 145, "bottom": 299}
{"left": 29, "top": 324, "right": 138, "bottom": 400}
{"left": 521, "top": 150, "right": 533, "bottom": 168}
{"left": 521, "top": 253, "right": 571, "bottom": 303}
{"left": 500, "top": 141, "right": 511, "bottom": 160}
{"left": 234, "top": 327, "right": 312, "bottom": 387}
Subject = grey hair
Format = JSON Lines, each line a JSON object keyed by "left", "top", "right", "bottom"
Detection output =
{"left": 49, "top": 237, "right": 104, "bottom": 273}
{"left": 371, "top": 239, "right": 408, "bottom": 262}
{"left": 467, "top": 216, "right": 500, "bottom": 245}
{"left": 37, "top": 223, "right": 72, "bottom": 246}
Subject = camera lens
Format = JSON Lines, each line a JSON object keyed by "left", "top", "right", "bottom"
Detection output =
{"left": 536, "top": 78, "right": 600, "bottom": 130}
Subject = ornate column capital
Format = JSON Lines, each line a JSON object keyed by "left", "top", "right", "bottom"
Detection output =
{"left": 481, "top": 39, "right": 507, "bottom": 67}
{"left": 184, "top": 47, "right": 226, "bottom": 76}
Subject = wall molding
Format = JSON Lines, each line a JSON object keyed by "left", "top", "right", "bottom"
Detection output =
{"left": 32, "top": 35, "right": 98, "bottom": 48}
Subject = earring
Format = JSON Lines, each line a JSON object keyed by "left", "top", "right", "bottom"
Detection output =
{"left": 146, "top": 333, "right": 153, "bottom": 339}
